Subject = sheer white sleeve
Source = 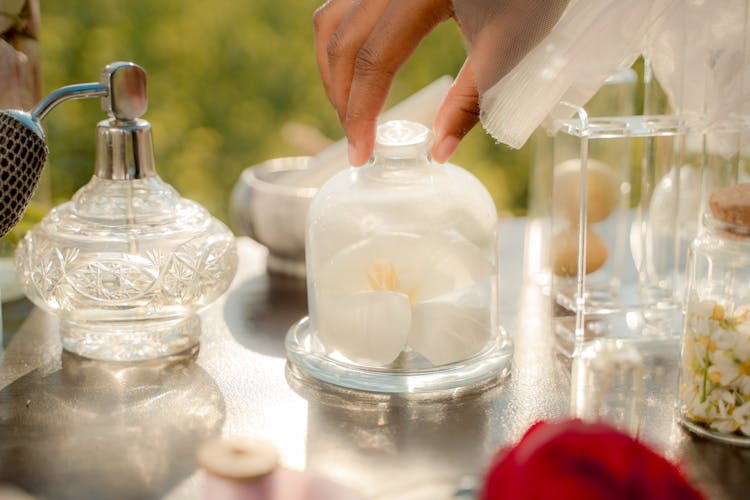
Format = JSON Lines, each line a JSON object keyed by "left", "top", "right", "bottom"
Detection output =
{"left": 452, "top": 0, "right": 750, "bottom": 149}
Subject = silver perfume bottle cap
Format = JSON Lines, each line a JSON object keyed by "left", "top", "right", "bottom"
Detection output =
{"left": 94, "top": 62, "right": 156, "bottom": 180}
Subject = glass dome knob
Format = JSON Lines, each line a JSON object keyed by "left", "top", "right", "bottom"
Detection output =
{"left": 374, "top": 120, "right": 433, "bottom": 159}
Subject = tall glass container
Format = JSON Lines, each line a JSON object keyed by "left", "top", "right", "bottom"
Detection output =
{"left": 286, "top": 120, "right": 511, "bottom": 393}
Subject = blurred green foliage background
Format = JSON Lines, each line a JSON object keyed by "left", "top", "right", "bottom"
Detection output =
{"left": 36, "top": 0, "right": 532, "bottom": 231}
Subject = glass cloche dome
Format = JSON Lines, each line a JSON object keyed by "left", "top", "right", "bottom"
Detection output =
{"left": 285, "top": 120, "right": 512, "bottom": 393}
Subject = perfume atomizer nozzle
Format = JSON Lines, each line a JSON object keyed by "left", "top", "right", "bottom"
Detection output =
{"left": 0, "top": 61, "right": 147, "bottom": 237}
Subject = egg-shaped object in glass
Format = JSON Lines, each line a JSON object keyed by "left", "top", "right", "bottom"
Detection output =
{"left": 285, "top": 120, "right": 511, "bottom": 392}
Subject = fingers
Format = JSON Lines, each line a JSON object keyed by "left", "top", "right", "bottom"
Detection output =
{"left": 431, "top": 58, "right": 479, "bottom": 163}
{"left": 326, "top": 0, "right": 390, "bottom": 124}
{"left": 313, "top": 0, "right": 356, "bottom": 107}
{"left": 344, "top": 0, "right": 453, "bottom": 165}
{"left": 315, "top": 0, "right": 453, "bottom": 165}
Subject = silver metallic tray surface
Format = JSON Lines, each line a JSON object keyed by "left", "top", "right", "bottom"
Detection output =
{"left": 0, "top": 220, "right": 745, "bottom": 499}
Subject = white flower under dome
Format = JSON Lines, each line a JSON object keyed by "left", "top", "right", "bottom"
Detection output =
{"left": 313, "top": 231, "right": 495, "bottom": 366}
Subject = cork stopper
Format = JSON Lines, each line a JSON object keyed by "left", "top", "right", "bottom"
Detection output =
{"left": 709, "top": 184, "right": 750, "bottom": 229}
{"left": 197, "top": 438, "right": 279, "bottom": 481}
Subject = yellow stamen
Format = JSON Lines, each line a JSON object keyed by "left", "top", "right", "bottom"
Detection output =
{"left": 711, "top": 304, "right": 726, "bottom": 321}
{"left": 737, "top": 309, "right": 750, "bottom": 323}
{"left": 366, "top": 259, "right": 420, "bottom": 304}
{"left": 367, "top": 259, "right": 399, "bottom": 292}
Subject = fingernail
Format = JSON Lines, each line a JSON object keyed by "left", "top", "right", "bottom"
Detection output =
{"left": 348, "top": 141, "right": 362, "bottom": 167}
{"left": 349, "top": 140, "right": 370, "bottom": 167}
{"left": 432, "top": 135, "right": 459, "bottom": 164}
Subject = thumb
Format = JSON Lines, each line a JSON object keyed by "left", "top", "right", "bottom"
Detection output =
{"left": 431, "top": 58, "right": 480, "bottom": 163}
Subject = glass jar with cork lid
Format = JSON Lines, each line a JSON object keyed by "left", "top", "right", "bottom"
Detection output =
{"left": 679, "top": 183, "right": 750, "bottom": 445}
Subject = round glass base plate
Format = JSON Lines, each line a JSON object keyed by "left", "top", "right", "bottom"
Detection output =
{"left": 680, "top": 416, "right": 750, "bottom": 447}
{"left": 285, "top": 316, "right": 512, "bottom": 394}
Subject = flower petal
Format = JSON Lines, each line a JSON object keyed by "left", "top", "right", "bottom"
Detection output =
{"left": 315, "top": 291, "right": 411, "bottom": 366}
{"left": 314, "top": 231, "right": 494, "bottom": 301}
{"left": 408, "top": 280, "right": 493, "bottom": 365}
{"left": 314, "top": 233, "right": 422, "bottom": 295}
{"left": 405, "top": 232, "right": 494, "bottom": 301}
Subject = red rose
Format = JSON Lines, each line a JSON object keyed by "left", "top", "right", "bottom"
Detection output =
{"left": 481, "top": 419, "right": 703, "bottom": 500}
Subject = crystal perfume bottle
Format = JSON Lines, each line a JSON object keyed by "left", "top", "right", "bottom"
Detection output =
{"left": 14, "top": 62, "right": 237, "bottom": 361}
{"left": 286, "top": 120, "right": 512, "bottom": 393}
